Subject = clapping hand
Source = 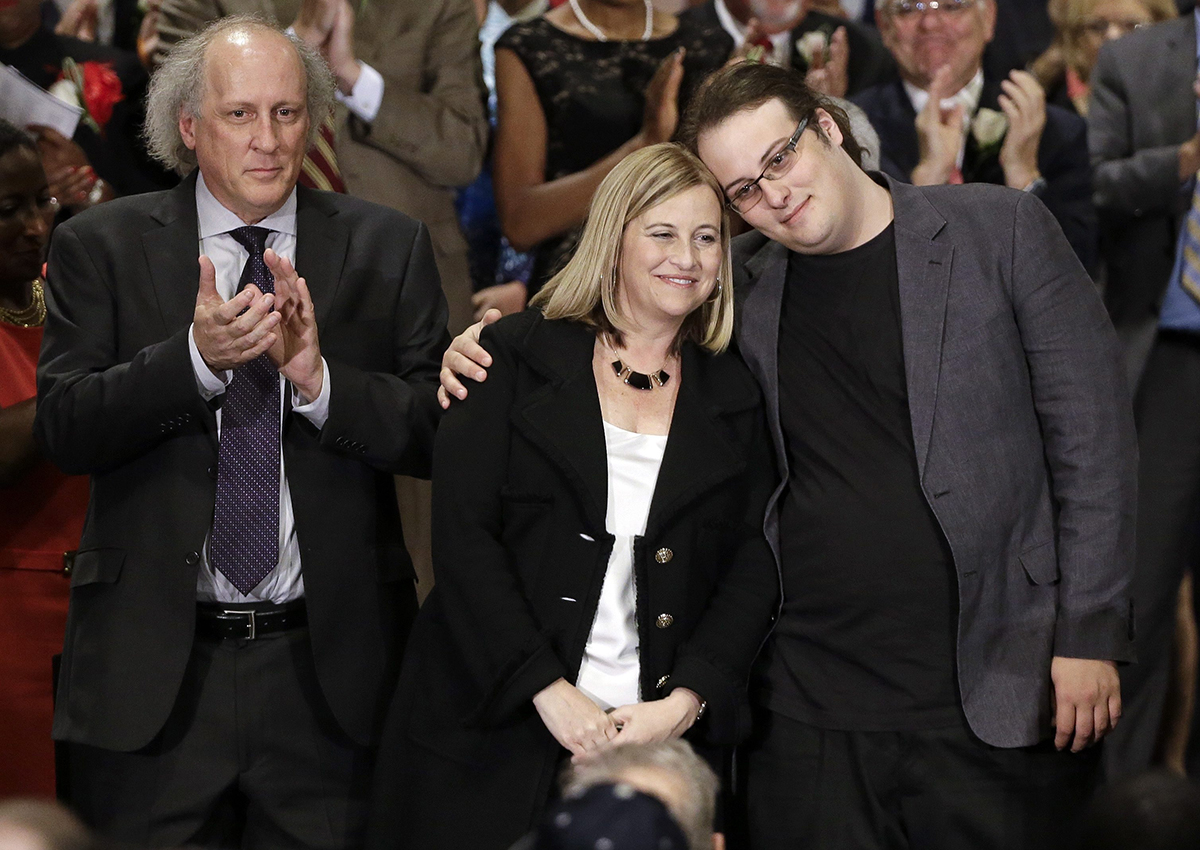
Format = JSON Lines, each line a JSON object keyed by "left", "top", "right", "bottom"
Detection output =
{"left": 998, "top": 70, "right": 1046, "bottom": 191}
{"left": 805, "top": 26, "right": 850, "bottom": 98}
{"left": 911, "top": 65, "right": 965, "bottom": 186}
{"left": 263, "top": 249, "right": 324, "bottom": 403}
{"left": 639, "top": 48, "right": 686, "bottom": 146}
{"left": 192, "top": 255, "right": 279, "bottom": 374}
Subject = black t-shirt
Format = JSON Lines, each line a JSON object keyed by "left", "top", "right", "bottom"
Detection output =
{"left": 761, "top": 224, "right": 961, "bottom": 731}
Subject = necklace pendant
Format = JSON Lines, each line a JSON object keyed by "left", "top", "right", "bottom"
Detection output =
{"left": 612, "top": 359, "right": 669, "bottom": 391}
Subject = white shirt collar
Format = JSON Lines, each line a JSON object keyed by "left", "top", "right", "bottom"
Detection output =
{"left": 713, "top": 0, "right": 792, "bottom": 58}
{"left": 903, "top": 68, "right": 985, "bottom": 120}
{"left": 195, "top": 171, "right": 298, "bottom": 240}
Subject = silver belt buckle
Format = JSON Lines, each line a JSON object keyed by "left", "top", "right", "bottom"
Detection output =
{"left": 223, "top": 608, "right": 256, "bottom": 640}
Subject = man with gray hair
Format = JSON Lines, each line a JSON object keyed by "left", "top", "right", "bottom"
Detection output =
{"left": 561, "top": 741, "right": 722, "bottom": 850}
{"left": 35, "top": 14, "right": 448, "bottom": 848}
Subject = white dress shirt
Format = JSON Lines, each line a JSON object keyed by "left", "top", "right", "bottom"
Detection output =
{"left": 713, "top": 0, "right": 794, "bottom": 68}
{"left": 903, "top": 69, "right": 985, "bottom": 171}
{"left": 186, "top": 173, "right": 332, "bottom": 604}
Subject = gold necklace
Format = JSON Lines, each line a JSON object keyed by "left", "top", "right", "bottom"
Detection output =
{"left": 0, "top": 279, "right": 47, "bottom": 327}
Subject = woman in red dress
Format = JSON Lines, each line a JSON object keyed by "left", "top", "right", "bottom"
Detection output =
{"left": 0, "top": 119, "right": 89, "bottom": 798}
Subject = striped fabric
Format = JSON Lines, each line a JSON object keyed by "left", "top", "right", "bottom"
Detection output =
{"left": 299, "top": 116, "right": 346, "bottom": 194}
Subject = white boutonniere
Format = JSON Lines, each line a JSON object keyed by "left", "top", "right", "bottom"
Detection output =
{"left": 48, "top": 77, "right": 81, "bottom": 110}
{"left": 796, "top": 30, "right": 829, "bottom": 67}
{"left": 970, "top": 107, "right": 1008, "bottom": 157}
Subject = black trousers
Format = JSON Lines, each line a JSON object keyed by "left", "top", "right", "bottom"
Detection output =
{"left": 734, "top": 710, "right": 1100, "bottom": 850}
{"left": 67, "top": 626, "right": 373, "bottom": 850}
{"left": 1104, "top": 331, "right": 1200, "bottom": 778}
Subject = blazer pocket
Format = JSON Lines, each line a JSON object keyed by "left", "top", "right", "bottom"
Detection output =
{"left": 1018, "top": 541, "right": 1060, "bottom": 586}
{"left": 69, "top": 547, "right": 125, "bottom": 588}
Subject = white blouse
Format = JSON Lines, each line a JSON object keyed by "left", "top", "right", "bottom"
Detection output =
{"left": 575, "top": 421, "right": 668, "bottom": 711}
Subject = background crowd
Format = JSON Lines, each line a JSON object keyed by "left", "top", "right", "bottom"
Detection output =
{"left": 7, "top": 0, "right": 1200, "bottom": 846}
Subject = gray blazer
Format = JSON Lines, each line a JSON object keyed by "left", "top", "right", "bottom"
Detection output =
{"left": 1089, "top": 14, "right": 1197, "bottom": 387}
{"left": 732, "top": 176, "right": 1137, "bottom": 748}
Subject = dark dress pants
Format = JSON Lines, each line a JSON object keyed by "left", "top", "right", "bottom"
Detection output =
{"left": 67, "top": 626, "right": 373, "bottom": 850}
{"left": 1104, "top": 332, "right": 1200, "bottom": 778}
{"left": 735, "top": 709, "right": 1100, "bottom": 850}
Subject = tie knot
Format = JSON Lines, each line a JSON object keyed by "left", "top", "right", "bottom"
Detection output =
{"left": 229, "top": 226, "right": 271, "bottom": 256}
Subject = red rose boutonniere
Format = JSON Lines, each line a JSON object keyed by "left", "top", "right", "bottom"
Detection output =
{"left": 49, "top": 57, "right": 124, "bottom": 135}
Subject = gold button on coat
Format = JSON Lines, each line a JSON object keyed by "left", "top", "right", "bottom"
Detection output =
{"left": 656, "top": 613, "right": 674, "bottom": 629}
{"left": 654, "top": 548, "right": 673, "bottom": 564}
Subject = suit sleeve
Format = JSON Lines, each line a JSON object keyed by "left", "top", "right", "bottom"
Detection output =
{"left": 667, "top": 400, "right": 780, "bottom": 746}
{"left": 427, "top": 321, "right": 568, "bottom": 727}
{"left": 347, "top": 0, "right": 487, "bottom": 188}
{"left": 1089, "top": 41, "right": 1185, "bottom": 217}
{"left": 1010, "top": 192, "right": 1137, "bottom": 662}
{"left": 153, "top": 0, "right": 224, "bottom": 60}
{"left": 35, "top": 222, "right": 213, "bottom": 475}
{"left": 318, "top": 222, "right": 449, "bottom": 478}
{"left": 1037, "top": 109, "right": 1098, "bottom": 272}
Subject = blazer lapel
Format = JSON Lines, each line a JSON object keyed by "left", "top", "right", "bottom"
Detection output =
{"left": 645, "top": 347, "right": 751, "bottom": 537}
{"left": 142, "top": 173, "right": 201, "bottom": 335}
{"left": 140, "top": 172, "right": 218, "bottom": 450}
{"left": 737, "top": 238, "right": 790, "bottom": 479}
{"left": 888, "top": 177, "right": 953, "bottom": 479}
{"left": 295, "top": 187, "right": 350, "bottom": 328}
{"left": 512, "top": 322, "right": 610, "bottom": 533}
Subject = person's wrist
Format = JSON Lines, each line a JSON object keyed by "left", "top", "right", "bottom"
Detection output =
{"left": 1004, "top": 162, "right": 1039, "bottom": 191}
{"left": 336, "top": 58, "right": 361, "bottom": 95}
{"left": 912, "top": 159, "right": 950, "bottom": 186}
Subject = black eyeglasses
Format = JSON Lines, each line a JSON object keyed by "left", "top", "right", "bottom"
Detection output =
{"left": 726, "top": 116, "right": 809, "bottom": 214}
{"left": 887, "top": 0, "right": 977, "bottom": 17}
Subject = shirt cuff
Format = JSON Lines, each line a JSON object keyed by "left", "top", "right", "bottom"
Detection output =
{"left": 189, "top": 323, "right": 232, "bottom": 400}
{"left": 337, "top": 61, "right": 384, "bottom": 123}
{"left": 292, "top": 357, "right": 331, "bottom": 429}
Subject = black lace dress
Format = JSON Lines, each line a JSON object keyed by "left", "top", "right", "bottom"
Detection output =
{"left": 495, "top": 15, "right": 728, "bottom": 293}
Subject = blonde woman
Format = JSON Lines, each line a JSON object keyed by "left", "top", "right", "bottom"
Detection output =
{"left": 1032, "top": 0, "right": 1176, "bottom": 116}
{"left": 366, "top": 144, "right": 779, "bottom": 850}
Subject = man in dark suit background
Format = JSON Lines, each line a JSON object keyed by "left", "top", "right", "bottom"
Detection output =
{"left": 852, "top": 0, "right": 1097, "bottom": 269}
{"left": 1089, "top": 11, "right": 1200, "bottom": 778}
{"left": 680, "top": 0, "right": 895, "bottom": 97}
{"left": 35, "top": 15, "right": 447, "bottom": 848}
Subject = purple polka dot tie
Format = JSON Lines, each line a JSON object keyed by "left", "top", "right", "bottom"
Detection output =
{"left": 210, "top": 226, "right": 280, "bottom": 595}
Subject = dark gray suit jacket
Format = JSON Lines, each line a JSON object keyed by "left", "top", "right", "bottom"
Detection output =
{"left": 36, "top": 174, "right": 450, "bottom": 752}
{"left": 732, "top": 176, "right": 1137, "bottom": 748}
{"left": 1089, "top": 14, "right": 1198, "bottom": 387}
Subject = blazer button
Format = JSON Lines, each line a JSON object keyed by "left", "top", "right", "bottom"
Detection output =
{"left": 654, "top": 547, "right": 673, "bottom": 564}
{"left": 656, "top": 613, "right": 674, "bottom": 629}
{"left": 185, "top": 551, "right": 200, "bottom": 566}
{"left": 207, "top": 465, "right": 218, "bottom": 479}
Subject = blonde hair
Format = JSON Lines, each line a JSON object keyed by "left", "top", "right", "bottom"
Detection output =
{"left": 1034, "top": 0, "right": 1176, "bottom": 87}
{"left": 529, "top": 144, "right": 735, "bottom": 354}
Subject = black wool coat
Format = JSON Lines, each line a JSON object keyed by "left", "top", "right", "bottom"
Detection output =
{"left": 366, "top": 310, "right": 780, "bottom": 850}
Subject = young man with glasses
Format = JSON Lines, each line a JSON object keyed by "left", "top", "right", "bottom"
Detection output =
{"left": 850, "top": 0, "right": 1097, "bottom": 270}
{"left": 685, "top": 60, "right": 1133, "bottom": 850}
{"left": 435, "top": 59, "right": 1135, "bottom": 848}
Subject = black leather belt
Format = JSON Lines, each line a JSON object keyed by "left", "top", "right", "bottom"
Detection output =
{"left": 195, "top": 600, "right": 307, "bottom": 641}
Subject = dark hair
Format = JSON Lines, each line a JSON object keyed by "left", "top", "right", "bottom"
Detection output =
{"left": 0, "top": 119, "right": 39, "bottom": 162}
{"left": 1073, "top": 770, "right": 1200, "bottom": 850}
{"left": 677, "top": 62, "right": 865, "bottom": 169}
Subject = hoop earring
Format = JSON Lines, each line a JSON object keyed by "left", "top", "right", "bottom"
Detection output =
{"left": 704, "top": 280, "right": 723, "bottom": 304}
